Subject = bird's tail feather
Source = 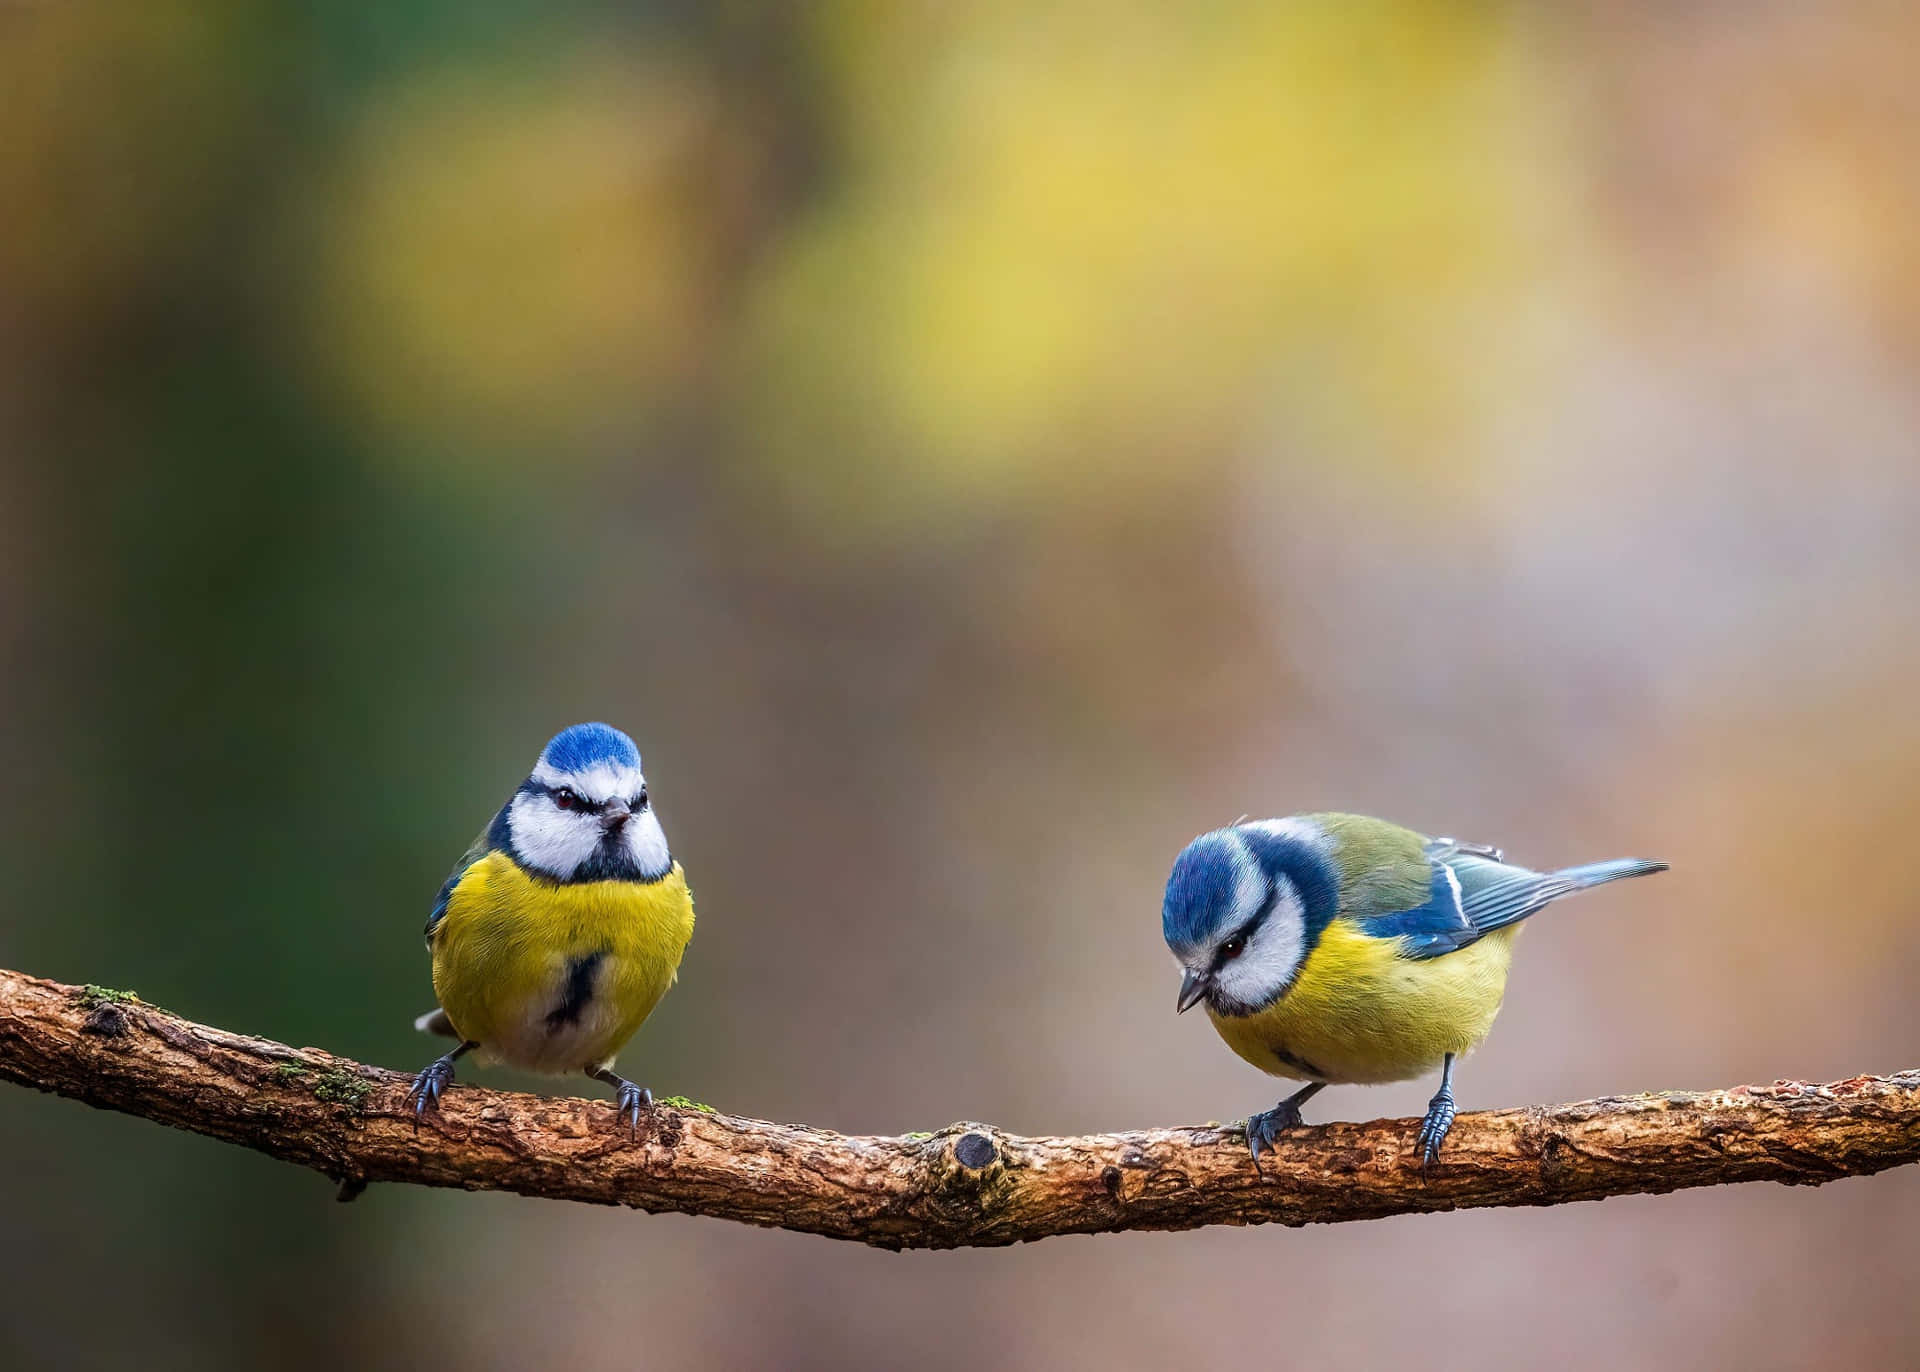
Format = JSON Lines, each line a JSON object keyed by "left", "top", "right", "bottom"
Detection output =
{"left": 414, "top": 1007, "right": 456, "bottom": 1038}
{"left": 1553, "top": 857, "right": 1669, "bottom": 889}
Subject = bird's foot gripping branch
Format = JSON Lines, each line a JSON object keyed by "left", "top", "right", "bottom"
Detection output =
{"left": 2, "top": 967, "right": 1917, "bottom": 1250}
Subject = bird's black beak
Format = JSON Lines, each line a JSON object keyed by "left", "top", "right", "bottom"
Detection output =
{"left": 1176, "top": 968, "right": 1209, "bottom": 1015}
{"left": 601, "top": 799, "right": 631, "bottom": 831}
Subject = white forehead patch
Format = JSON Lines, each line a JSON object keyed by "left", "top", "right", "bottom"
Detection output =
{"left": 531, "top": 758, "right": 644, "bottom": 805}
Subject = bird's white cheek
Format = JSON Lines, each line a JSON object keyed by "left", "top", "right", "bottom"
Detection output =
{"left": 626, "top": 811, "right": 671, "bottom": 877}
{"left": 508, "top": 795, "right": 600, "bottom": 879}
{"left": 1214, "top": 912, "right": 1307, "bottom": 1010}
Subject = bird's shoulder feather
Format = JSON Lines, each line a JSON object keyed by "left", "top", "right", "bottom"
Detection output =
{"left": 1304, "top": 812, "right": 1435, "bottom": 915}
{"left": 425, "top": 816, "right": 505, "bottom": 943}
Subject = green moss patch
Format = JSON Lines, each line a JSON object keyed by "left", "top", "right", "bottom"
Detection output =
{"left": 264, "top": 1058, "right": 369, "bottom": 1112}
{"left": 311, "top": 1069, "right": 374, "bottom": 1111}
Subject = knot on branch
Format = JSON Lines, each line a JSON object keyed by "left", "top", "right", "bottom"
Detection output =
{"left": 72, "top": 985, "right": 142, "bottom": 1040}
{"left": 909, "top": 1123, "right": 1017, "bottom": 1235}
{"left": 954, "top": 1130, "right": 998, "bottom": 1170}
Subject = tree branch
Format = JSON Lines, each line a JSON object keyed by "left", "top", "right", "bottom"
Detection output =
{"left": 2, "top": 967, "right": 1915, "bottom": 1249}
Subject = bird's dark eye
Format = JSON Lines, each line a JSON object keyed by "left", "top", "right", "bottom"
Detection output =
{"left": 553, "top": 787, "right": 580, "bottom": 811}
{"left": 1220, "top": 936, "right": 1246, "bottom": 960}
{"left": 634, "top": 788, "right": 649, "bottom": 811}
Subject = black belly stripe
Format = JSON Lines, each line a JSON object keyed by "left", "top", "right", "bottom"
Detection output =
{"left": 1274, "top": 1046, "right": 1327, "bottom": 1079}
{"left": 546, "top": 951, "right": 606, "bottom": 1033}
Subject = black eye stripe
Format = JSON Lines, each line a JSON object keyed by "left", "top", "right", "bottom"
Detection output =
{"left": 530, "top": 782, "right": 611, "bottom": 814}
{"left": 520, "top": 777, "right": 652, "bottom": 817}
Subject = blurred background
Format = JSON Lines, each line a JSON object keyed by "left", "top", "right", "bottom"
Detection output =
{"left": 4, "top": 2, "right": 1918, "bottom": 1367}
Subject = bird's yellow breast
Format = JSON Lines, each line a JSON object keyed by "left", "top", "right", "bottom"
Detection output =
{"left": 430, "top": 852, "right": 695, "bottom": 1075}
{"left": 1208, "top": 919, "right": 1517, "bottom": 1085}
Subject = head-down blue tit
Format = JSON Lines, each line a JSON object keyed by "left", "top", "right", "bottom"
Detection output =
{"left": 1162, "top": 813, "right": 1665, "bottom": 1163}
{"left": 408, "top": 723, "right": 696, "bottom": 1133}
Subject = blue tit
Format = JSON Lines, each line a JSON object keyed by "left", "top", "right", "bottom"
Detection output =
{"left": 408, "top": 723, "right": 696, "bottom": 1134}
{"left": 1162, "top": 813, "right": 1665, "bottom": 1164}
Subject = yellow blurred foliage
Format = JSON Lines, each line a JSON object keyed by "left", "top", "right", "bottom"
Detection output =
{"left": 297, "top": 49, "right": 723, "bottom": 474}
{"left": 740, "top": 0, "right": 1567, "bottom": 530}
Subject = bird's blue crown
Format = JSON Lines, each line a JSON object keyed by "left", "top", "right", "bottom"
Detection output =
{"left": 540, "top": 722, "right": 641, "bottom": 775}
{"left": 1162, "top": 832, "right": 1253, "bottom": 949}
{"left": 1162, "top": 824, "right": 1341, "bottom": 950}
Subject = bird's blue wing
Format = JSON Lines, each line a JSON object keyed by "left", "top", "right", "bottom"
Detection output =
{"left": 1356, "top": 862, "right": 1477, "bottom": 958}
{"left": 1445, "top": 851, "right": 1583, "bottom": 938}
{"left": 1363, "top": 841, "right": 1582, "bottom": 961}
{"left": 1366, "top": 837, "right": 1665, "bottom": 961}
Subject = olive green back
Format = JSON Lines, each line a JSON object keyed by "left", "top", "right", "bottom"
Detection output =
{"left": 1306, "top": 811, "right": 1435, "bottom": 918}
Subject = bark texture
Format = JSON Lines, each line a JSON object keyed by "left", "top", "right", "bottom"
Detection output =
{"left": 3, "top": 967, "right": 1915, "bottom": 1249}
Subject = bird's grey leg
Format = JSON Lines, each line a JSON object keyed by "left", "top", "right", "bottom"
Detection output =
{"left": 407, "top": 1040, "right": 477, "bottom": 1118}
{"left": 588, "top": 1066, "right": 652, "bottom": 1139}
{"left": 1415, "top": 1052, "right": 1458, "bottom": 1166}
{"left": 1246, "top": 1081, "right": 1326, "bottom": 1162}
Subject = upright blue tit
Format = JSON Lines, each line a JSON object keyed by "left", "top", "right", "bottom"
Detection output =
{"left": 408, "top": 723, "right": 696, "bottom": 1134}
{"left": 1162, "top": 813, "right": 1665, "bottom": 1163}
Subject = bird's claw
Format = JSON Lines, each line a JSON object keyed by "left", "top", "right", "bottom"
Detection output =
{"left": 1245, "top": 1100, "right": 1306, "bottom": 1163}
{"left": 616, "top": 1080, "right": 652, "bottom": 1141}
{"left": 1416, "top": 1085, "right": 1456, "bottom": 1167}
{"left": 406, "top": 1056, "right": 456, "bottom": 1118}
